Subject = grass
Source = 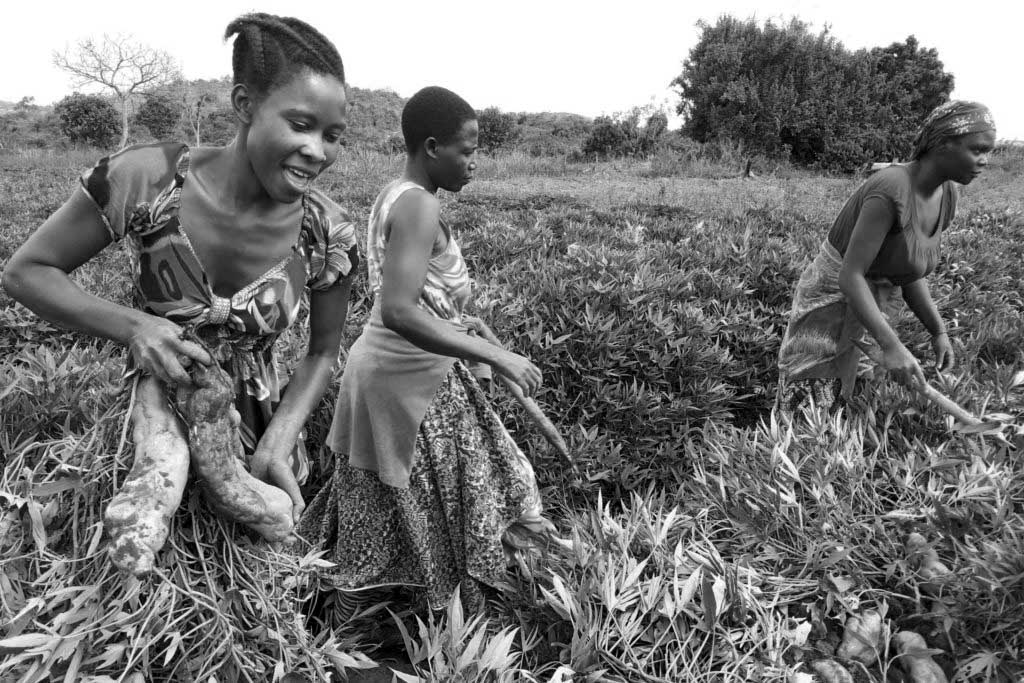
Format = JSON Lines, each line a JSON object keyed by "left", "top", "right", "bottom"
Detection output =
{"left": 1, "top": 145, "right": 1023, "bottom": 681}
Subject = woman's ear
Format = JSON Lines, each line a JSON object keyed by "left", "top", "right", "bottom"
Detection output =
{"left": 231, "top": 83, "right": 255, "bottom": 125}
{"left": 424, "top": 136, "right": 440, "bottom": 160}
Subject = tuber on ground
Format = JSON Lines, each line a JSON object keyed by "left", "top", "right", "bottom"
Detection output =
{"left": 810, "top": 659, "right": 854, "bottom": 683}
{"left": 894, "top": 631, "right": 948, "bottom": 683}
{"left": 836, "top": 610, "right": 882, "bottom": 664}
{"left": 175, "top": 353, "right": 294, "bottom": 542}
{"left": 905, "top": 533, "right": 951, "bottom": 594}
{"left": 104, "top": 375, "right": 190, "bottom": 575}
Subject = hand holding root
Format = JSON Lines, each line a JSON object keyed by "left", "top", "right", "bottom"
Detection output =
{"left": 463, "top": 316, "right": 577, "bottom": 473}
{"left": 127, "top": 315, "right": 212, "bottom": 387}
{"left": 853, "top": 339, "right": 1001, "bottom": 431}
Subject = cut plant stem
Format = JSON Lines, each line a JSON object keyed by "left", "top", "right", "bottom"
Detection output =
{"left": 852, "top": 339, "right": 989, "bottom": 427}
{"left": 465, "top": 318, "right": 578, "bottom": 473}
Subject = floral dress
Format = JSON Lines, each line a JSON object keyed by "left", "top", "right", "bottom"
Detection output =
{"left": 297, "top": 180, "right": 552, "bottom": 611}
{"left": 79, "top": 142, "right": 358, "bottom": 481}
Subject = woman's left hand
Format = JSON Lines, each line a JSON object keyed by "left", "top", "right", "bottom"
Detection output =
{"left": 250, "top": 445, "right": 305, "bottom": 523}
{"left": 931, "top": 332, "right": 955, "bottom": 372}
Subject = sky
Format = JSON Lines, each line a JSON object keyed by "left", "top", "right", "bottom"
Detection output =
{"left": 2, "top": 0, "right": 1021, "bottom": 140}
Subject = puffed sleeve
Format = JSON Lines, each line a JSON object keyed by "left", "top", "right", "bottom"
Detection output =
{"left": 78, "top": 143, "right": 185, "bottom": 242}
{"left": 304, "top": 190, "right": 360, "bottom": 291}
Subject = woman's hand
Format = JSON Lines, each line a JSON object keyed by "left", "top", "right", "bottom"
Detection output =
{"left": 249, "top": 444, "right": 305, "bottom": 524}
{"left": 491, "top": 349, "right": 543, "bottom": 397}
{"left": 931, "top": 332, "right": 955, "bottom": 372}
{"left": 128, "top": 315, "right": 212, "bottom": 386}
{"left": 880, "top": 342, "right": 927, "bottom": 390}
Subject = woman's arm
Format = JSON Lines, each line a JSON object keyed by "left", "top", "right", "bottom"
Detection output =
{"left": 378, "top": 189, "right": 541, "bottom": 395}
{"left": 248, "top": 275, "right": 353, "bottom": 521}
{"left": 2, "top": 189, "right": 210, "bottom": 385}
{"left": 838, "top": 196, "right": 927, "bottom": 388}
{"left": 901, "top": 278, "right": 953, "bottom": 371}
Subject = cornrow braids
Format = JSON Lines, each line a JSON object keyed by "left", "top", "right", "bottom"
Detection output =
{"left": 224, "top": 13, "right": 345, "bottom": 99}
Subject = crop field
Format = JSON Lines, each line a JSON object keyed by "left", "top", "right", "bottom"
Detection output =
{"left": 1, "top": 147, "right": 1024, "bottom": 682}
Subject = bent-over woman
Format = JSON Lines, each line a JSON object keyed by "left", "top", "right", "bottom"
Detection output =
{"left": 777, "top": 100, "right": 996, "bottom": 412}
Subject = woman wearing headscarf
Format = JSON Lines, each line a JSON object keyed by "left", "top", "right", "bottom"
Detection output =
{"left": 776, "top": 101, "right": 997, "bottom": 412}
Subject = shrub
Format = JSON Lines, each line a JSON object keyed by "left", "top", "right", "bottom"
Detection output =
{"left": 135, "top": 94, "right": 179, "bottom": 140}
{"left": 53, "top": 93, "right": 120, "bottom": 148}
{"left": 477, "top": 107, "right": 519, "bottom": 152}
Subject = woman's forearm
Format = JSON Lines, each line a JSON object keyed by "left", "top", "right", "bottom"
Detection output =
{"left": 901, "top": 278, "right": 946, "bottom": 337}
{"left": 257, "top": 353, "right": 336, "bottom": 453}
{"left": 3, "top": 262, "right": 148, "bottom": 344}
{"left": 839, "top": 269, "right": 903, "bottom": 350}
{"left": 383, "top": 303, "right": 503, "bottom": 365}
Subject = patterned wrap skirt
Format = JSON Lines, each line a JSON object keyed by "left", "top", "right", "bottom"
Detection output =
{"left": 776, "top": 241, "right": 899, "bottom": 410}
{"left": 296, "top": 361, "right": 550, "bottom": 610}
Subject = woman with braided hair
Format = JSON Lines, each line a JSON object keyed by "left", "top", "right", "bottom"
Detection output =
{"left": 4, "top": 12, "right": 357, "bottom": 522}
{"left": 776, "top": 100, "right": 997, "bottom": 412}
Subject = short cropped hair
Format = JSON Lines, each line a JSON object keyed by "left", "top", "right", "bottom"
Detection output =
{"left": 401, "top": 86, "right": 476, "bottom": 153}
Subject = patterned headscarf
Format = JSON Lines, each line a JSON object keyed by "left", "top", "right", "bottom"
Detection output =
{"left": 911, "top": 100, "right": 996, "bottom": 159}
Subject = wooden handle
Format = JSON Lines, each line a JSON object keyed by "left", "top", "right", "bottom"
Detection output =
{"left": 852, "top": 339, "right": 984, "bottom": 426}
{"left": 469, "top": 319, "right": 577, "bottom": 470}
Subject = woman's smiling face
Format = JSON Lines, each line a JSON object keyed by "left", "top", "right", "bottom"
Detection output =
{"left": 243, "top": 68, "right": 348, "bottom": 202}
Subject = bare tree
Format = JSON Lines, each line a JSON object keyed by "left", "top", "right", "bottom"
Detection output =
{"left": 181, "top": 81, "right": 221, "bottom": 146}
{"left": 53, "top": 34, "right": 179, "bottom": 149}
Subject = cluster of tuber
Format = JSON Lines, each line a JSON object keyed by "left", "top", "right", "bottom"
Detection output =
{"left": 104, "top": 349, "right": 293, "bottom": 576}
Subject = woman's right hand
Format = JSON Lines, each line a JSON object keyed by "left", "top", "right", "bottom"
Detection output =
{"left": 880, "top": 342, "right": 927, "bottom": 391}
{"left": 128, "top": 316, "right": 212, "bottom": 386}
{"left": 491, "top": 349, "right": 543, "bottom": 397}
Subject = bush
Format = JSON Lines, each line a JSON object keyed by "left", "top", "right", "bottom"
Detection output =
{"left": 477, "top": 107, "right": 519, "bottom": 152}
{"left": 53, "top": 93, "right": 120, "bottom": 148}
{"left": 135, "top": 94, "right": 179, "bottom": 140}
{"left": 674, "top": 17, "right": 954, "bottom": 171}
{"left": 580, "top": 109, "right": 668, "bottom": 159}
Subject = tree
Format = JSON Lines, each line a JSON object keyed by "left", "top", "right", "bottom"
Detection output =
{"left": 136, "top": 94, "right": 179, "bottom": 139}
{"left": 671, "top": 16, "right": 954, "bottom": 171}
{"left": 53, "top": 34, "right": 179, "bottom": 149}
{"left": 868, "top": 36, "right": 955, "bottom": 160}
{"left": 171, "top": 78, "right": 234, "bottom": 146}
{"left": 477, "top": 107, "right": 518, "bottom": 152}
{"left": 580, "top": 107, "right": 668, "bottom": 158}
{"left": 53, "top": 93, "right": 119, "bottom": 147}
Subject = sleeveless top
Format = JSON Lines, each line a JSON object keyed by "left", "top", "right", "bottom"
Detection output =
{"left": 328, "top": 180, "right": 474, "bottom": 488}
{"left": 79, "top": 142, "right": 359, "bottom": 482}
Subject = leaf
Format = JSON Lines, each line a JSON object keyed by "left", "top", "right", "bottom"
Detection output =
{"left": 0, "top": 633, "right": 54, "bottom": 652}
{"left": 323, "top": 647, "right": 376, "bottom": 671}
{"left": 25, "top": 501, "right": 46, "bottom": 552}
{"left": 952, "top": 421, "right": 1004, "bottom": 435}
{"left": 829, "top": 574, "right": 856, "bottom": 594}
{"left": 31, "top": 476, "right": 84, "bottom": 498}
{"left": 391, "top": 672, "right": 424, "bottom": 683}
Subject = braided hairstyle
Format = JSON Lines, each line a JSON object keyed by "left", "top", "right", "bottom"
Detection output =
{"left": 224, "top": 13, "right": 345, "bottom": 99}
{"left": 401, "top": 86, "right": 477, "bottom": 154}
